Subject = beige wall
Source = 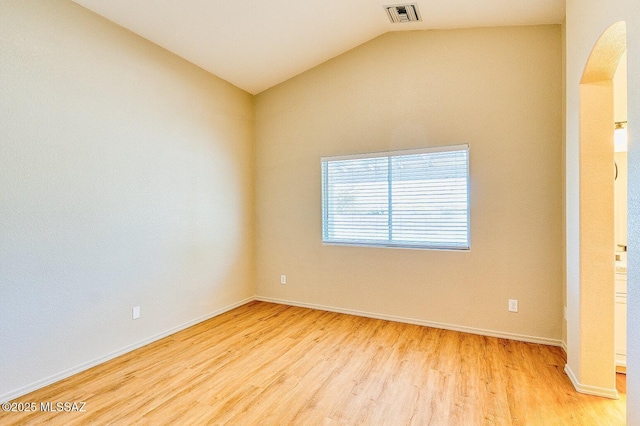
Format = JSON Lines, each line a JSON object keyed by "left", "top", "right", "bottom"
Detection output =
{"left": 255, "top": 26, "right": 563, "bottom": 342}
{"left": 562, "top": 21, "right": 568, "bottom": 350}
{"left": 578, "top": 81, "right": 615, "bottom": 391}
{"left": 614, "top": 52, "right": 628, "bottom": 123}
{"left": 0, "top": 0, "right": 254, "bottom": 400}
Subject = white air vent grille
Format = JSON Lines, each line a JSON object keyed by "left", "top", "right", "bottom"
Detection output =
{"left": 384, "top": 3, "right": 422, "bottom": 23}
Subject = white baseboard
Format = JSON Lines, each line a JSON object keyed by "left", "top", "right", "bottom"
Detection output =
{"left": 255, "top": 296, "right": 564, "bottom": 348}
{"left": 1, "top": 297, "right": 256, "bottom": 403}
{"left": 2, "top": 295, "right": 569, "bottom": 403}
{"left": 564, "top": 364, "right": 619, "bottom": 399}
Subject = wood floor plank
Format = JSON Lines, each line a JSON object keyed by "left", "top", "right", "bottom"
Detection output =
{"left": 0, "top": 301, "right": 626, "bottom": 425}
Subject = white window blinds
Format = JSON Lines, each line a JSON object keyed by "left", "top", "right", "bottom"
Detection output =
{"left": 321, "top": 145, "right": 469, "bottom": 250}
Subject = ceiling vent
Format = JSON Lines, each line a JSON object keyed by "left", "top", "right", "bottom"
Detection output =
{"left": 384, "top": 4, "right": 422, "bottom": 23}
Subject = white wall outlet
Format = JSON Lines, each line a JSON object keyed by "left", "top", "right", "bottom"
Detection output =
{"left": 132, "top": 305, "right": 141, "bottom": 320}
{"left": 280, "top": 275, "right": 286, "bottom": 285}
{"left": 508, "top": 299, "right": 518, "bottom": 313}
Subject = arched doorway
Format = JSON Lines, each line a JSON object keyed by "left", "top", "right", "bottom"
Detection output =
{"left": 566, "top": 21, "right": 627, "bottom": 398}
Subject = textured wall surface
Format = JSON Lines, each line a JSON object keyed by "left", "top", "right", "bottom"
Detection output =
{"left": 0, "top": 0, "right": 254, "bottom": 400}
{"left": 255, "top": 26, "right": 564, "bottom": 342}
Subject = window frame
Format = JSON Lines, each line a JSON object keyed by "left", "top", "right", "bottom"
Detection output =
{"left": 321, "top": 144, "right": 470, "bottom": 251}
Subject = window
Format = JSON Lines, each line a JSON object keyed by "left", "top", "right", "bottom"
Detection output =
{"left": 321, "top": 144, "right": 469, "bottom": 250}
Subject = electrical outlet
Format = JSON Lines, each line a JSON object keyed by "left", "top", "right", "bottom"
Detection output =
{"left": 280, "top": 275, "right": 286, "bottom": 285}
{"left": 508, "top": 299, "right": 518, "bottom": 313}
{"left": 132, "top": 305, "right": 141, "bottom": 320}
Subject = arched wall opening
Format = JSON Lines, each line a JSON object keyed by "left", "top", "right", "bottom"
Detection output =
{"left": 566, "top": 20, "right": 627, "bottom": 398}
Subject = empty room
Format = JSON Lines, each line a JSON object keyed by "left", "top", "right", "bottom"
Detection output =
{"left": 1, "top": 0, "right": 638, "bottom": 424}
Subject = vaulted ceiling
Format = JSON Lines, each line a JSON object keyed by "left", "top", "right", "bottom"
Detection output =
{"left": 72, "top": 0, "right": 565, "bottom": 94}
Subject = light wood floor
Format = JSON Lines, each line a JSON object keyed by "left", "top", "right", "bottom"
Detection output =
{"left": 1, "top": 301, "right": 626, "bottom": 425}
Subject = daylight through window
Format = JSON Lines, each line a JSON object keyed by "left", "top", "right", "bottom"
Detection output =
{"left": 321, "top": 145, "right": 469, "bottom": 250}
